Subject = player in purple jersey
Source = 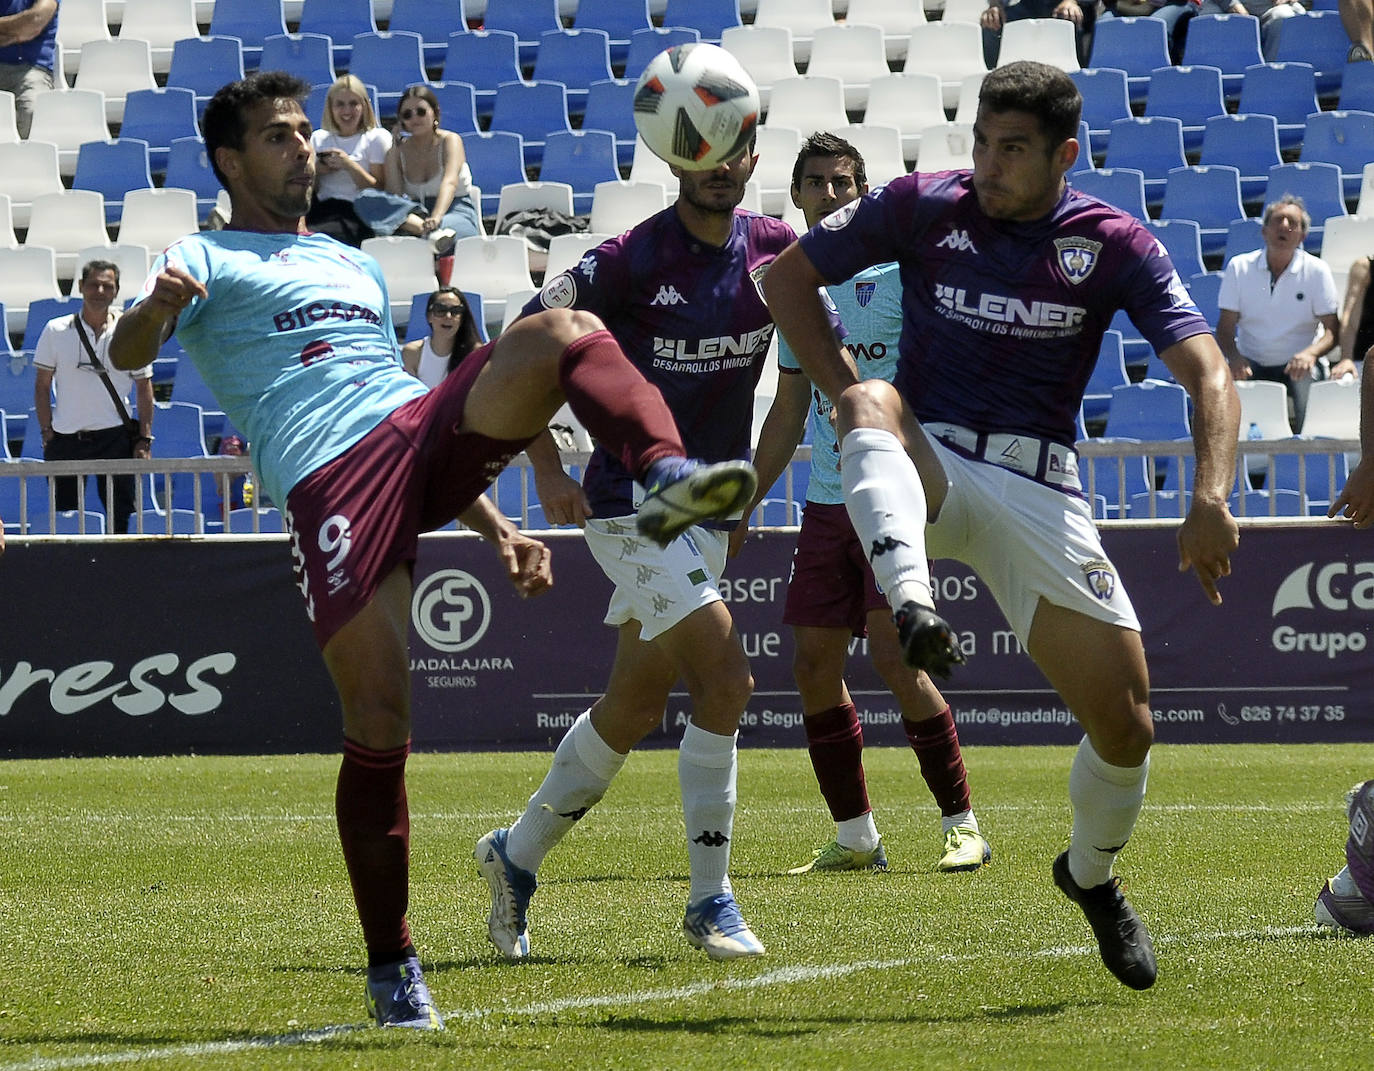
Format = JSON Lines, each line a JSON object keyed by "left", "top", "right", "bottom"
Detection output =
{"left": 765, "top": 62, "right": 1242, "bottom": 990}
{"left": 109, "top": 71, "right": 757, "bottom": 1029}
{"left": 732, "top": 133, "right": 989, "bottom": 876}
{"left": 475, "top": 136, "right": 809, "bottom": 964}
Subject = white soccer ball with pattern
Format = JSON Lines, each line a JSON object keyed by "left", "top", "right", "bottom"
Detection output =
{"left": 632, "top": 43, "right": 760, "bottom": 171}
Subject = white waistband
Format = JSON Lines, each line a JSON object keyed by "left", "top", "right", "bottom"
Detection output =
{"left": 925, "top": 422, "right": 1081, "bottom": 493}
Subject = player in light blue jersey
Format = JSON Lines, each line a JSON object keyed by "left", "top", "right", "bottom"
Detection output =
{"left": 766, "top": 62, "right": 1243, "bottom": 991}
{"left": 731, "top": 134, "right": 989, "bottom": 877}
{"left": 110, "top": 71, "right": 757, "bottom": 1030}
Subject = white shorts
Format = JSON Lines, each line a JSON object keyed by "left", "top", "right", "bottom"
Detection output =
{"left": 924, "top": 439, "right": 1141, "bottom": 643}
{"left": 583, "top": 517, "right": 728, "bottom": 642}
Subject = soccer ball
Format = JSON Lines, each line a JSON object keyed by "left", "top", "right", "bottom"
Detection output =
{"left": 632, "top": 43, "right": 760, "bottom": 171}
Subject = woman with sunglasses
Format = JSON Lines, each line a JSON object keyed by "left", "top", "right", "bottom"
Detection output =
{"left": 306, "top": 75, "right": 392, "bottom": 247}
{"left": 355, "top": 85, "right": 482, "bottom": 255}
{"left": 401, "top": 287, "right": 484, "bottom": 388}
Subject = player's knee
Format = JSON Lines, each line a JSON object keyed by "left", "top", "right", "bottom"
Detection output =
{"left": 1092, "top": 703, "right": 1154, "bottom": 766}
{"left": 837, "top": 379, "right": 902, "bottom": 435}
{"left": 524, "top": 307, "right": 608, "bottom": 349}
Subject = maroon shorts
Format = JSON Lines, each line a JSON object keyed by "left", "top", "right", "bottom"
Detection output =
{"left": 781, "top": 501, "right": 887, "bottom": 638}
{"left": 284, "top": 341, "right": 533, "bottom": 648}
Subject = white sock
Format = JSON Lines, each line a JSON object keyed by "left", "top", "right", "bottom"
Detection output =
{"left": 679, "top": 721, "right": 737, "bottom": 904}
{"left": 840, "top": 428, "right": 933, "bottom": 611}
{"left": 942, "top": 809, "right": 979, "bottom": 835}
{"left": 505, "top": 711, "right": 626, "bottom": 874}
{"left": 1067, "top": 735, "right": 1149, "bottom": 889}
{"left": 836, "top": 812, "right": 880, "bottom": 853}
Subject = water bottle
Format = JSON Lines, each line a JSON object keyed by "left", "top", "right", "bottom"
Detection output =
{"left": 242, "top": 474, "right": 254, "bottom": 508}
{"left": 1247, "top": 421, "right": 1262, "bottom": 442}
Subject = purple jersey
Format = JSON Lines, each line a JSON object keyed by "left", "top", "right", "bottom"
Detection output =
{"left": 798, "top": 171, "right": 1211, "bottom": 447}
{"left": 526, "top": 207, "right": 798, "bottom": 518}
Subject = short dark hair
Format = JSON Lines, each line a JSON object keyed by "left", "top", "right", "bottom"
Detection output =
{"left": 79, "top": 259, "right": 120, "bottom": 287}
{"left": 203, "top": 70, "right": 310, "bottom": 187}
{"left": 978, "top": 60, "right": 1082, "bottom": 151}
{"left": 791, "top": 132, "right": 868, "bottom": 191}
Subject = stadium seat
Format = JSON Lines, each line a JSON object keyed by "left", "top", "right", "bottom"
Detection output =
{"left": 763, "top": 76, "right": 847, "bottom": 139}
{"left": 831, "top": 124, "right": 907, "bottom": 187}
{"left": 1144, "top": 64, "right": 1227, "bottom": 155}
{"left": 1222, "top": 217, "right": 1263, "bottom": 264}
{"left": 1070, "top": 167, "right": 1148, "bottom": 221}
{"left": 117, "top": 0, "right": 200, "bottom": 76}
{"left": 1234, "top": 380, "right": 1293, "bottom": 475}
{"left": 721, "top": 24, "right": 799, "bottom": 111}
{"left": 623, "top": 27, "right": 702, "bottom": 81}
{"left": 864, "top": 72, "right": 947, "bottom": 167}
{"left": 538, "top": 130, "right": 620, "bottom": 216}
{"left": 1263, "top": 162, "right": 1346, "bottom": 251}
{"left": 1187, "top": 270, "right": 1223, "bottom": 327}
{"left": 483, "top": 0, "right": 561, "bottom": 67}
{"left": 1268, "top": 449, "right": 1348, "bottom": 513}
{"left": 19, "top": 294, "right": 81, "bottom": 359}
{"left": 163, "top": 137, "right": 222, "bottom": 224}
{"left": 997, "top": 18, "right": 1080, "bottom": 72}
{"left": 846, "top": 0, "right": 927, "bottom": 63}
{"left": 533, "top": 29, "right": 614, "bottom": 118}
{"left": 72, "top": 139, "right": 153, "bottom": 226}
{"left": 441, "top": 31, "right": 521, "bottom": 120}
{"left": 1106, "top": 381, "right": 1190, "bottom": 442}
{"left": 1160, "top": 165, "right": 1246, "bottom": 261}
{"left": 1089, "top": 15, "right": 1170, "bottom": 103}
{"left": 903, "top": 21, "right": 988, "bottom": 110}
{"left": 0, "top": 354, "right": 36, "bottom": 441}
{"left": 1083, "top": 329, "right": 1128, "bottom": 425}
{"left": 387, "top": 0, "right": 467, "bottom": 70}
{"left": 167, "top": 344, "right": 226, "bottom": 433}
{"left": 572, "top": 0, "right": 652, "bottom": 68}
{"left": 661, "top": 0, "right": 743, "bottom": 43}
{"left": 1339, "top": 58, "right": 1374, "bottom": 112}
{"left": 1145, "top": 218, "right": 1206, "bottom": 282}
{"left": 1300, "top": 377, "right": 1361, "bottom": 438}
{"left": 347, "top": 32, "right": 427, "bottom": 119}
{"left": 1238, "top": 61, "right": 1320, "bottom": 154}
{"left": 1070, "top": 67, "right": 1131, "bottom": 161}
{"left": 807, "top": 22, "right": 890, "bottom": 111}
{"left": 0, "top": 140, "right": 63, "bottom": 229}
{"left": 1180, "top": 14, "right": 1262, "bottom": 100}
{"left": 1200, "top": 112, "right": 1283, "bottom": 208}
{"left": 27, "top": 89, "right": 110, "bottom": 179}
{"left": 493, "top": 181, "right": 575, "bottom": 229}
{"left": 628, "top": 133, "right": 677, "bottom": 188}
{"left": 1318, "top": 215, "right": 1374, "bottom": 297}
{"left": 56, "top": 0, "right": 113, "bottom": 77}
{"left": 359, "top": 236, "right": 438, "bottom": 327}
{"left": 0, "top": 90, "right": 17, "bottom": 145}
{"left": 1299, "top": 110, "right": 1374, "bottom": 204}
{"left": 751, "top": 0, "right": 836, "bottom": 65}
{"left": 24, "top": 191, "right": 110, "bottom": 282}
{"left": 545, "top": 233, "right": 608, "bottom": 279}
{"left": 582, "top": 78, "right": 637, "bottom": 169}
{"left": 297, "top": 0, "right": 377, "bottom": 69}
{"left": 149, "top": 400, "right": 210, "bottom": 459}
{"left": 118, "top": 87, "right": 199, "bottom": 174}
{"left": 1230, "top": 488, "right": 1305, "bottom": 516}
{"left": 589, "top": 180, "right": 667, "bottom": 236}
{"left": 915, "top": 121, "right": 975, "bottom": 172}
{"left": 167, "top": 37, "right": 246, "bottom": 120}
{"left": 133, "top": 507, "right": 211, "bottom": 535}
{"left": 226, "top": 507, "right": 285, "bottom": 533}
{"left": 67, "top": 243, "right": 150, "bottom": 303}
{"left": 428, "top": 82, "right": 481, "bottom": 136}
{"left": 490, "top": 81, "right": 570, "bottom": 170}
{"left": 463, "top": 131, "right": 529, "bottom": 218}
{"left": 117, "top": 188, "right": 201, "bottom": 253}
{"left": 258, "top": 33, "right": 336, "bottom": 90}
{"left": 1273, "top": 9, "right": 1349, "bottom": 94}
{"left": 73, "top": 38, "right": 157, "bottom": 124}
{"left": 26, "top": 509, "right": 107, "bottom": 535}
{"left": 1083, "top": 444, "right": 1152, "bottom": 517}
{"left": 0, "top": 194, "right": 15, "bottom": 248}
{"left": 752, "top": 125, "right": 804, "bottom": 216}
{"left": 953, "top": 70, "right": 987, "bottom": 124}
{"left": 1104, "top": 116, "right": 1186, "bottom": 210}
{"left": 447, "top": 235, "right": 535, "bottom": 335}
{"left": 208, "top": 0, "right": 289, "bottom": 68}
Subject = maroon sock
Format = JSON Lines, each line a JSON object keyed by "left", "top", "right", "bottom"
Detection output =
{"left": 904, "top": 707, "right": 973, "bottom": 817}
{"left": 558, "top": 328, "right": 684, "bottom": 479}
{"left": 336, "top": 739, "right": 414, "bottom": 967}
{"left": 805, "top": 702, "right": 872, "bottom": 822}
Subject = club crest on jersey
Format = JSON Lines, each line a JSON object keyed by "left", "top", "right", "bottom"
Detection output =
{"left": 1082, "top": 558, "right": 1117, "bottom": 601}
{"left": 854, "top": 280, "right": 876, "bottom": 307}
{"left": 1055, "top": 237, "right": 1102, "bottom": 284}
{"left": 540, "top": 271, "right": 577, "bottom": 309}
{"left": 750, "top": 261, "right": 771, "bottom": 304}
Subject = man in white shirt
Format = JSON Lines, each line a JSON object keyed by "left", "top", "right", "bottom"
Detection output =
{"left": 1216, "top": 195, "right": 1341, "bottom": 432}
{"left": 34, "top": 260, "right": 155, "bottom": 533}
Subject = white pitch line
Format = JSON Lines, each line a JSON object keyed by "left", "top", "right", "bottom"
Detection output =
{"left": 0, "top": 924, "right": 1330, "bottom": 1071}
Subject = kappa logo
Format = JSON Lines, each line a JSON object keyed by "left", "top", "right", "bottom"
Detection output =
{"left": 868, "top": 534, "right": 909, "bottom": 561}
{"left": 651, "top": 284, "right": 688, "bottom": 306}
{"left": 935, "top": 227, "right": 979, "bottom": 253}
{"left": 693, "top": 830, "right": 730, "bottom": 847}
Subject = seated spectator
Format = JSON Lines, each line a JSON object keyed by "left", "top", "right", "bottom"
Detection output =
{"left": 980, "top": 0, "right": 1098, "bottom": 71}
{"left": 400, "top": 287, "right": 483, "bottom": 389}
{"left": 1216, "top": 195, "right": 1341, "bottom": 431}
{"left": 1331, "top": 256, "right": 1374, "bottom": 379}
{"left": 307, "top": 75, "right": 393, "bottom": 248}
{"left": 354, "top": 85, "right": 481, "bottom": 255}
{"left": 1196, "top": 0, "right": 1304, "bottom": 61}
{"left": 0, "top": 0, "right": 57, "bottom": 138}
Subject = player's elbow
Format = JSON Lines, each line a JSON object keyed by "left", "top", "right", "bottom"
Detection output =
{"left": 763, "top": 245, "right": 822, "bottom": 316}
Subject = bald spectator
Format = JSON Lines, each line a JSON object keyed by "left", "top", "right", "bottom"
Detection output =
{"left": 0, "top": 0, "right": 58, "bottom": 138}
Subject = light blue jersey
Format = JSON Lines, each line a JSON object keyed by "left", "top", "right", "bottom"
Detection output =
{"left": 778, "top": 261, "right": 902, "bottom": 505}
{"left": 137, "top": 230, "right": 427, "bottom": 507}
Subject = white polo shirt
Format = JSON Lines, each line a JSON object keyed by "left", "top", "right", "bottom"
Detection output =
{"left": 33, "top": 311, "right": 151, "bottom": 434}
{"left": 1218, "top": 247, "right": 1339, "bottom": 367}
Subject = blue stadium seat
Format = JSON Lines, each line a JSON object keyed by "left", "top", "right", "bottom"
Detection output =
{"left": 259, "top": 34, "right": 336, "bottom": 91}
{"left": 1186, "top": 270, "right": 1223, "bottom": 327}
{"left": 208, "top": 0, "right": 288, "bottom": 69}
{"left": 0, "top": 353, "right": 36, "bottom": 442}
{"left": 1263, "top": 161, "right": 1346, "bottom": 250}
{"left": 1144, "top": 64, "right": 1226, "bottom": 154}
{"left": 133, "top": 507, "right": 212, "bottom": 534}
{"left": 1083, "top": 443, "right": 1152, "bottom": 517}
{"left": 533, "top": 30, "right": 614, "bottom": 118}
{"left": 27, "top": 509, "right": 107, "bottom": 534}
{"left": 1222, "top": 216, "right": 1263, "bottom": 263}
{"left": 72, "top": 138, "right": 153, "bottom": 226}
{"left": 1269, "top": 450, "right": 1348, "bottom": 513}
{"left": 583, "top": 78, "right": 637, "bottom": 169}
{"left": 573, "top": 0, "right": 653, "bottom": 68}
{"left": 490, "top": 81, "right": 571, "bottom": 169}
{"left": 462, "top": 131, "right": 529, "bottom": 217}
{"left": 118, "top": 87, "right": 199, "bottom": 174}
{"left": 1069, "top": 119, "right": 1094, "bottom": 176}
{"left": 163, "top": 136, "right": 222, "bottom": 223}
{"left": 1160, "top": 165, "right": 1245, "bottom": 261}
{"left": 298, "top": 0, "right": 378, "bottom": 70}
{"left": 21, "top": 297, "right": 82, "bottom": 359}
{"left": 1273, "top": 9, "right": 1349, "bottom": 94}
{"left": 166, "top": 36, "right": 245, "bottom": 119}
{"left": 1145, "top": 218, "right": 1206, "bottom": 281}
{"left": 1070, "top": 167, "right": 1148, "bottom": 220}
{"left": 1083, "top": 329, "right": 1127, "bottom": 424}
{"left": 1088, "top": 16, "right": 1170, "bottom": 103}
{"left": 1299, "top": 110, "right": 1374, "bottom": 203}
{"left": 624, "top": 26, "right": 702, "bottom": 80}
{"left": 1238, "top": 61, "right": 1318, "bottom": 153}
{"left": 347, "top": 32, "right": 428, "bottom": 119}
{"left": 483, "top": 0, "right": 561, "bottom": 67}
{"left": 1108, "top": 307, "right": 1152, "bottom": 368}
{"left": 1104, "top": 115, "right": 1186, "bottom": 210}
{"left": 150, "top": 401, "right": 210, "bottom": 458}
{"left": 538, "top": 130, "right": 621, "bottom": 215}
{"left": 430, "top": 82, "right": 481, "bottom": 135}
{"left": 1106, "top": 381, "right": 1190, "bottom": 440}
{"left": 226, "top": 507, "right": 285, "bottom": 533}
{"left": 1200, "top": 112, "right": 1282, "bottom": 208}
{"left": 1180, "top": 14, "right": 1262, "bottom": 100}
{"left": 167, "top": 349, "right": 227, "bottom": 440}
{"left": 662, "top": 0, "right": 743, "bottom": 43}
{"left": 441, "top": 30, "right": 521, "bottom": 120}
{"left": 1070, "top": 67, "right": 1130, "bottom": 160}
{"left": 1231, "top": 488, "right": 1306, "bottom": 516}
{"left": 1338, "top": 59, "right": 1374, "bottom": 111}
{"left": 387, "top": 0, "right": 467, "bottom": 70}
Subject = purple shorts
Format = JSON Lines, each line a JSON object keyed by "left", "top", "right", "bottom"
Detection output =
{"left": 782, "top": 501, "right": 886, "bottom": 638}
{"left": 284, "top": 341, "right": 533, "bottom": 648}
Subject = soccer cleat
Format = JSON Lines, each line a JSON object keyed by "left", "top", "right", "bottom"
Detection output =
{"left": 1315, "top": 869, "right": 1374, "bottom": 935}
{"left": 428, "top": 227, "right": 457, "bottom": 255}
{"left": 786, "top": 838, "right": 889, "bottom": 874}
{"left": 365, "top": 956, "right": 445, "bottom": 1030}
{"left": 938, "top": 826, "right": 991, "bottom": 872}
{"left": 682, "top": 893, "right": 766, "bottom": 960}
{"left": 635, "top": 457, "right": 758, "bottom": 546}
{"left": 893, "top": 600, "right": 964, "bottom": 678}
{"left": 1052, "top": 851, "right": 1157, "bottom": 990}
{"left": 474, "top": 828, "right": 536, "bottom": 960}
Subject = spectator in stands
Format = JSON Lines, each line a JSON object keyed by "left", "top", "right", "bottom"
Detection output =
{"left": 1217, "top": 195, "right": 1341, "bottom": 431}
{"left": 354, "top": 85, "right": 480, "bottom": 255}
{"left": 400, "top": 286, "right": 483, "bottom": 388}
{"left": 1096, "top": 0, "right": 1196, "bottom": 64}
{"left": 34, "top": 259, "right": 154, "bottom": 534}
{"left": 306, "top": 75, "right": 392, "bottom": 248}
{"left": 730, "top": 132, "right": 989, "bottom": 878}
{"left": 109, "top": 70, "right": 752, "bottom": 1030}
{"left": 0, "top": 0, "right": 56, "bottom": 138}
{"left": 981, "top": 0, "right": 1098, "bottom": 67}
{"left": 474, "top": 129, "right": 797, "bottom": 967}
{"left": 1331, "top": 256, "right": 1374, "bottom": 380}
{"left": 1195, "top": 0, "right": 1305, "bottom": 61}
{"left": 1340, "top": 0, "right": 1373, "bottom": 62}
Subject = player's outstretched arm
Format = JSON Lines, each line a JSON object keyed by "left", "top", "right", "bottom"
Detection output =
{"left": 1162, "top": 332, "right": 1241, "bottom": 604}
{"left": 729, "top": 370, "right": 810, "bottom": 558}
{"left": 1329, "top": 357, "right": 1374, "bottom": 528}
{"left": 525, "top": 430, "right": 593, "bottom": 529}
{"left": 764, "top": 244, "right": 859, "bottom": 409}
{"left": 110, "top": 264, "right": 207, "bottom": 371}
{"left": 458, "top": 494, "right": 553, "bottom": 599}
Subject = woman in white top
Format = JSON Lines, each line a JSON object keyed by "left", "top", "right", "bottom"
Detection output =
{"left": 400, "top": 287, "right": 484, "bottom": 389}
{"left": 306, "top": 75, "right": 392, "bottom": 247}
{"left": 354, "top": 85, "right": 482, "bottom": 255}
